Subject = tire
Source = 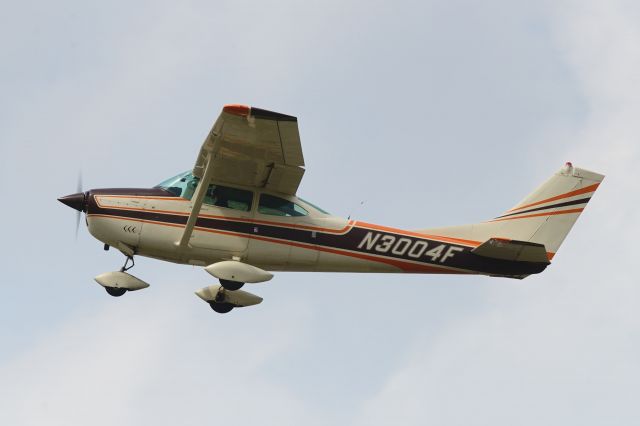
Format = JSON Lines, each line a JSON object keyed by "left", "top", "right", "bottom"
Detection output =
{"left": 209, "top": 302, "right": 234, "bottom": 314}
{"left": 105, "top": 287, "right": 127, "bottom": 297}
{"left": 219, "top": 279, "right": 244, "bottom": 291}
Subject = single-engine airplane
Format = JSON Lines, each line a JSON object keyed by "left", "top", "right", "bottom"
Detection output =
{"left": 59, "top": 104, "right": 604, "bottom": 313}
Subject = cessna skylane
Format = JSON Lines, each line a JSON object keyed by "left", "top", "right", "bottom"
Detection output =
{"left": 58, "top": 104, "right": 604, "bottom": 313}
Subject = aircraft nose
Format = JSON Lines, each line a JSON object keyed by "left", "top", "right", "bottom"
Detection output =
{"left": 58, "top": 192, "right": 87, "bottom": 212}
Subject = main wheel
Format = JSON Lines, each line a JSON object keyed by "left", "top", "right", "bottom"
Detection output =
{"left": 219, "top": 279, "right": 244, "bottom": 291}
{"left": 209, "top": 302, "right": 234, "bottom": 314}
{"left": 105, "top": 287, "right": 127, "bottom": 297}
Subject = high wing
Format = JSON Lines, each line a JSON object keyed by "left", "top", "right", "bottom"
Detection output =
{"left": 192, "top": 104, "right": 305, "bottom": 195}
{"left": 177, "top": 104, "right": 305, "bottom": 249}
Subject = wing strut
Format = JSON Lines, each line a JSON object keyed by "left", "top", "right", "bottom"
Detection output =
{"left": 176, "top": 151, "right": 215, "bottom": 249}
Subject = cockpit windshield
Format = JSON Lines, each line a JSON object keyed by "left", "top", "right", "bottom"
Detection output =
{"left": 155, "top": 171, "right": 199, "bottom": 200}
{"left": 299, "top": 197, "right": 331, "bottom": 215}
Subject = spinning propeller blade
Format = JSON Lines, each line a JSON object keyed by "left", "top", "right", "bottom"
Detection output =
{"left": 58, "top": 172, "right": 87, "bottom": 239}
{"left": 75, "top": 172, "right": 83, "bottom": 239}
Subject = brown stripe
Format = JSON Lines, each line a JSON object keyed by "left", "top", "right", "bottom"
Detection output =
{"left": 496, "top": 197, "right": 590, "bottom": 219}
{"left": 491, "top": 208, "right": 584, "bottom": 222}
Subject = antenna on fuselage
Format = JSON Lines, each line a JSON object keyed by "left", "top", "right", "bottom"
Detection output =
{"left": 347, "top": 200, "right": 365, "bottom": 220}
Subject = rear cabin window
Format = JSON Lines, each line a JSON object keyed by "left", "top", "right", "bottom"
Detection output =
{"left": 204, "top": 185, "right": 253, "bottom": 212}
{"left": 258, "top": 194, "right": 309, "bottom": 217}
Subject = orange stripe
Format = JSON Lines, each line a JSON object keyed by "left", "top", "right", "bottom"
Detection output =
{"left": 508, "top": 183, "right": 599, "bottom": 212}
{"left": 491, "top": 208, "right": 584, "bottom": 222}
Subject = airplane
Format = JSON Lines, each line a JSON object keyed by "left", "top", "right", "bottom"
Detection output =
{"left": 58, "top": 104, "right": 604, "bottom": 314}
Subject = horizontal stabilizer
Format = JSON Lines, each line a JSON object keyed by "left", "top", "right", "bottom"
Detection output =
{"left": 471, "top": 238, "right": 550, "bottom": 264}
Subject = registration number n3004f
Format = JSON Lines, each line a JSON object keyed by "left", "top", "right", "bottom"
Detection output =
{"left": 357, "top": 232, "right": 464, "bottom": 263}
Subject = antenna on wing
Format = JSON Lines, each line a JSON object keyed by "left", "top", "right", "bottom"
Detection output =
{"left": 348, "top": 200, "right": 365, "bottom": 220}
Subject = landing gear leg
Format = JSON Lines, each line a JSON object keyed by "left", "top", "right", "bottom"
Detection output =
{"left": 120, "top": 256, "right": 135, "bottom": 272}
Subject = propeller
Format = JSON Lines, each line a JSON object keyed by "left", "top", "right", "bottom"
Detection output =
{"left": 75, "top": 171, "right": 83, "bottom": 239}
{"left": 58, "top": 172, "right": 88, "bottom": 239}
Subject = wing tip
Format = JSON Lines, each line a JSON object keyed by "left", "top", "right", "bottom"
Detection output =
{"left": 223, "top": 104, "right": 251, "bottom": 117}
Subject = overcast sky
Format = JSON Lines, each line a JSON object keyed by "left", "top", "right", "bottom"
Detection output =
{"left": 1, "top": 0, "right": 639, "bottom": 424}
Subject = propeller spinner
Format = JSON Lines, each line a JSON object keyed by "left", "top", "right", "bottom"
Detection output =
{"left": 58, "top": 173, "right": 87, "bottom": 237}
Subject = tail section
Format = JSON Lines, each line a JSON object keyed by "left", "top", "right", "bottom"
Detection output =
{"left": 420, "top": 163, "right": 604, "bottom": 258}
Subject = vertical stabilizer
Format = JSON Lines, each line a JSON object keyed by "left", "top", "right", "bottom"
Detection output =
{"left": 418, "top": 163, "right": 604, "bottom": 257}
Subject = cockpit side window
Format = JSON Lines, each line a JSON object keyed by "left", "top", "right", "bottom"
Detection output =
{"left": 204, "top": 185, "right": 253, "bottom": 212}
{"left": 258, "top": 194, "right": 309, "bottom": 217}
